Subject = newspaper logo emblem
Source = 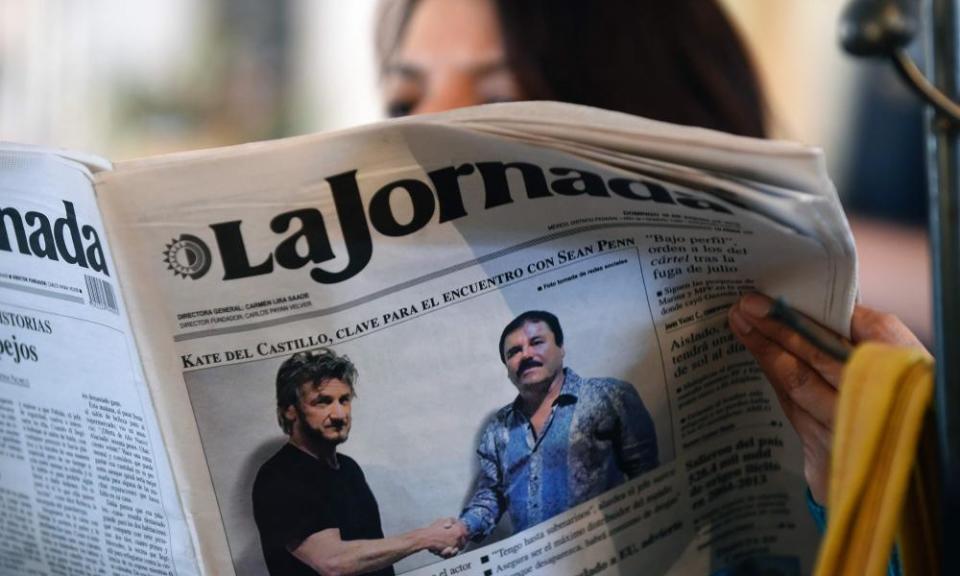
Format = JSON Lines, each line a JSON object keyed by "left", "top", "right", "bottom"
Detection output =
{"left": 163, "top": 234, "right": 212, "bottom": 279}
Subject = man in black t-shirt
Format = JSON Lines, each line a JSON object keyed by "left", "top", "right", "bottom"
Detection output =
{"left": 252, "top": 349, "right": 464, "bottom": 576}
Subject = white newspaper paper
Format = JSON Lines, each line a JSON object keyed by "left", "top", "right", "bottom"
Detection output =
{"left": 0, "top": 144, "right": 199, "bottom": 575}
{"left": 3, "top": 102, "right": 857, "bottom": 576}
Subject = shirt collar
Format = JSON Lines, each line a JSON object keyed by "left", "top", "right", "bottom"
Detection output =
{"left": 556, "top": 367, "right": 583, "bottom": 403}
{"left": 285, "top": 441, "right": 340, "bottom": 471}
{"left": 509, "top": 367, "right": 581, "bottom": 415}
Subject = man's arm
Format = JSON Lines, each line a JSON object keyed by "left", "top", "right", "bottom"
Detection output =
{"left": 459, "top": 422, "right": 506, "bottom": 540}
{"left": 610, "top": 380, "right": 659, "bottom": 478}
{"left": 290, "top": 519, "right": 462, "bottom": 576}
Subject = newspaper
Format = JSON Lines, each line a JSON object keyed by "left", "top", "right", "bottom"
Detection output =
{"left": 2, "top": 102, "right": 856, "bottom": 576}
{"left": 0, "top": 145, "right": 199, "bottom": 575}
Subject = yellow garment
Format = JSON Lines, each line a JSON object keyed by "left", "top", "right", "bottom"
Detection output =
{"left": 814, "top": 343, "right": 938, "bottom": 576}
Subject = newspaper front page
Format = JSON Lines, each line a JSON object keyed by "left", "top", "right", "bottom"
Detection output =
{"left": 0, "top": 145, "right": 200, "bottom": 575}
{"left": 96, "top": 103, "right": 856, "bottom": 576}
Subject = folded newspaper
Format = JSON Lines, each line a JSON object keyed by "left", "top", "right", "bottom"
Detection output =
{"left": 0, "top": 102, "right": 856, "bottom": 576}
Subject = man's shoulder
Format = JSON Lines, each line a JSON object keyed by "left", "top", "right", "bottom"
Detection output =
{"left": 252, "top": 444, "right": 301, "bottom": 512}
{"left": 569, "top": 369, "right": 636, "bottom": 395}
{"left": 253, "top": 444, "right": 298, "bottom": 493}
{"left": 336, "top": 452, "right": 364, "bottom": 476}
{"left": 474, "top": 403, "right": 516, "bottom": 439}
{"left": 570, "top": 371, "right": 645, "bottom": 410}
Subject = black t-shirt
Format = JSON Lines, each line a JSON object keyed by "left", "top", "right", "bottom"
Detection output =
{"left": 252, "top": 443, "right": 395, "bottom": 576}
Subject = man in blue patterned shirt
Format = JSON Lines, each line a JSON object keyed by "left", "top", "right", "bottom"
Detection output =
{"left": 453, "top": 310, "right": 659, "bottom": 542}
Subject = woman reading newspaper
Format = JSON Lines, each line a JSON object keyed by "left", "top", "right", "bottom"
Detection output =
{"left": 375, "top": 0, "right": 927, "bottom": 555}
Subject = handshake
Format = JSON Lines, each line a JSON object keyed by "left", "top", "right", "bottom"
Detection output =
{"left": 418, "top": 518, "right": 470, "bottom": 558}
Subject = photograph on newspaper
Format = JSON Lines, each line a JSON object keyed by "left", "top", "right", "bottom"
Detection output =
{"left": 182, "top": 228, "right": 676, "bottom": 575}
{"left": 97, "top": 110, "right": 841, "bottom": 575}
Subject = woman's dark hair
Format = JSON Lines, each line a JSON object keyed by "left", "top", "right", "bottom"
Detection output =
{"left": 377, "top": 0, "right": 767, "bottom": 138}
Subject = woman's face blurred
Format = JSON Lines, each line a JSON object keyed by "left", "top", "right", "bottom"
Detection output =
{"left": 382, "top": 0, "right": 523, "bottom": 116}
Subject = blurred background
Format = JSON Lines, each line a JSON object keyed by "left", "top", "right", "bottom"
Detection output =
{"left": 0, "top": 0, "right": 932, "bottom": 337}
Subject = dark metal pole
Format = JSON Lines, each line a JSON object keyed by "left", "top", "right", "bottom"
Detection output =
{"left": 839, "top": 0, "right": 960, "bottom": 563}
{"left": 927, "top": 0, "right": 960, "bottom": 564}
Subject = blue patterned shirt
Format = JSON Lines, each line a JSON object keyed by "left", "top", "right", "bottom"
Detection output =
{"left": 460, "top": 368, "right": 658, "bottom": 539}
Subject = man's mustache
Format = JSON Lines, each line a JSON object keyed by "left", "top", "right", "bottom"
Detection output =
{"left": 518, "top": 358, "right": 543, "bottom": 376}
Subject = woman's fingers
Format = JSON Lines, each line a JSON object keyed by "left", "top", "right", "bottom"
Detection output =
{"left": 732, "top": 293, "right": 846, "bottom": 388}
{"left": 728, "top": 299, "right": 839, "bottom": 429}
{"left": 728, "top": 295, "right": 927, "bottom": 506}
{"left": 728, "top": 295, "right": 838, "bottom": 504}
{"left": 850, "top": 305, "right": 926, "bottom": 349}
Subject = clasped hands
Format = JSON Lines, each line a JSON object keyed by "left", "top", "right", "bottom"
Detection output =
{"left": 420, "top": 518, "right": 469, "bottom": 558}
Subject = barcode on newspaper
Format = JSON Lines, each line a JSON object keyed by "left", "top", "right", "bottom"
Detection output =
{"left": 85, "top": 275, "right": 118, "bottom": 313}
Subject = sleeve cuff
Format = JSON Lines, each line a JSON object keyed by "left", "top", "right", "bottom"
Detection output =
{"left": 805, "top": 487, "right": 827, "bottom": 533}
{"left": 459, "top": 511, "right": 487, "bottom": 541}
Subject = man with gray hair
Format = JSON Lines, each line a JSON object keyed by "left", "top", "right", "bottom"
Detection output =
{"left": 252, "top": 348, "right": 462, "bottom": 576}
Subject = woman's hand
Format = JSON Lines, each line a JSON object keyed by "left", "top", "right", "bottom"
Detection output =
{"left": 727, "top": 293, "right": 924, "bottom": 504}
